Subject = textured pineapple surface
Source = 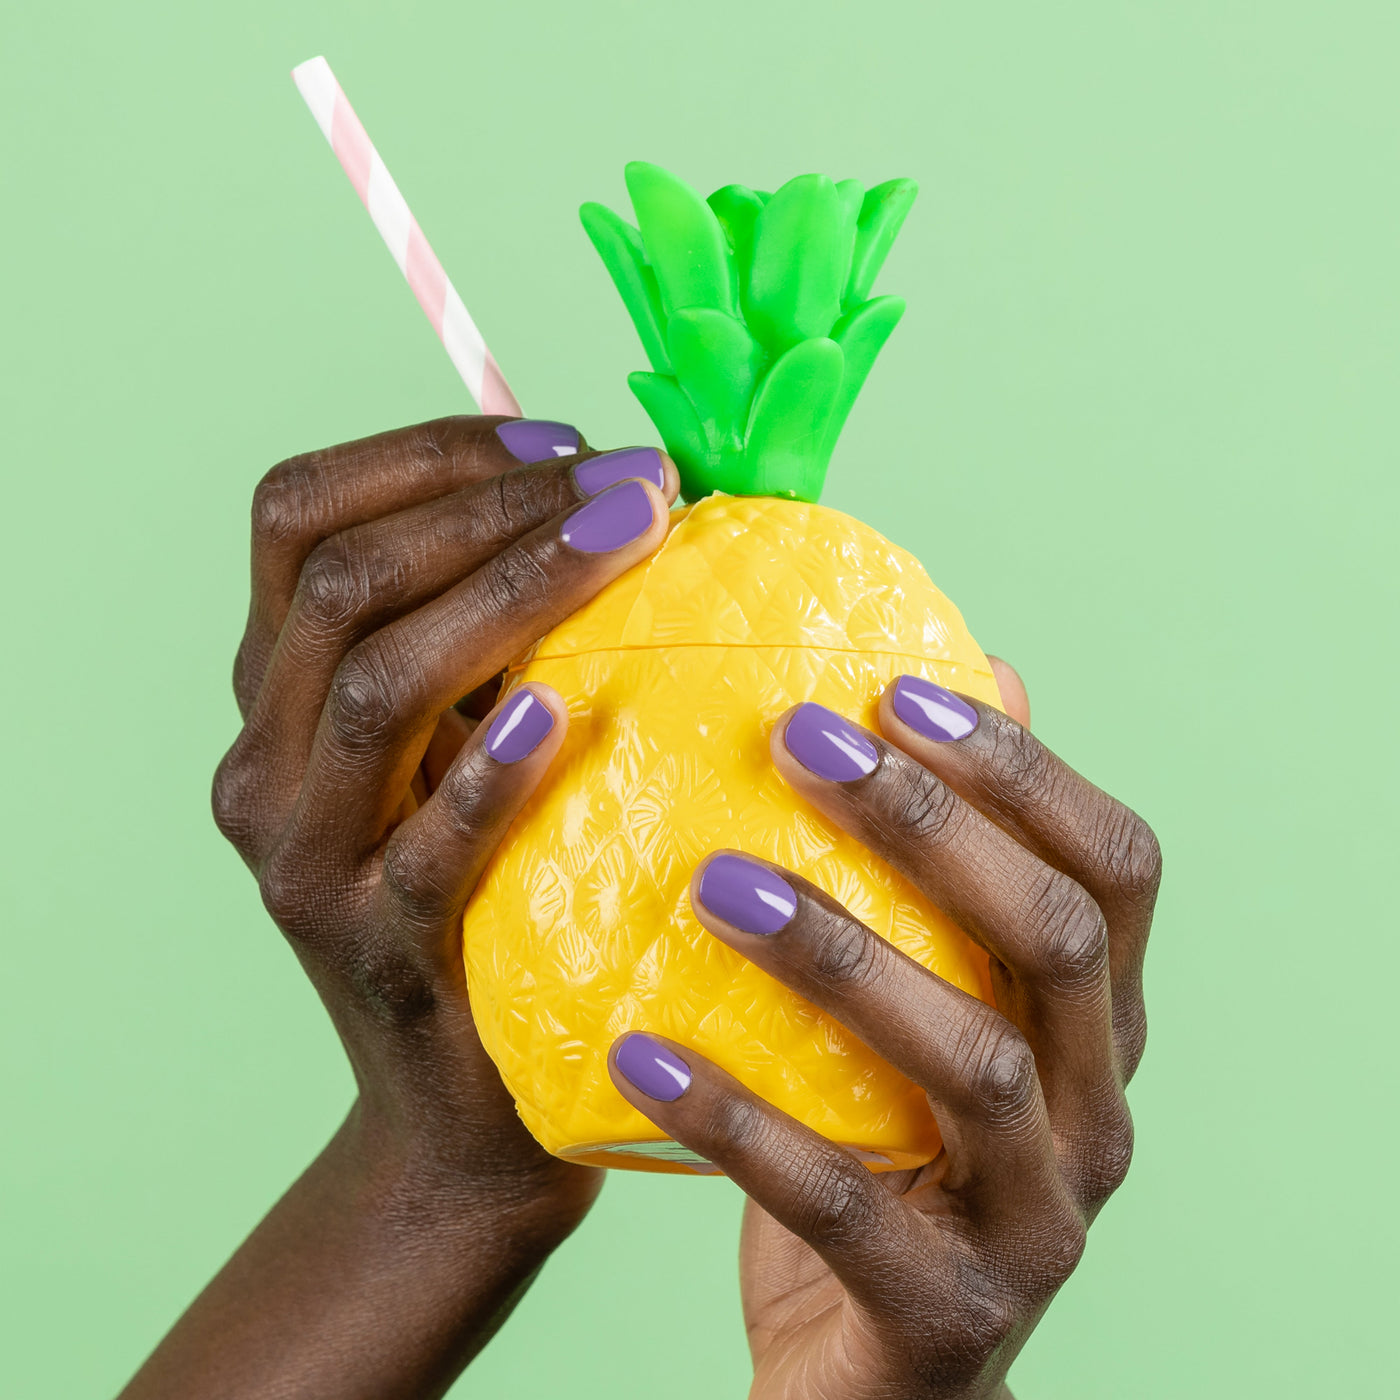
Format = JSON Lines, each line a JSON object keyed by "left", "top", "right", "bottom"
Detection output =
{"left": 461, "top": 495, "right": 1002, "bottom": 1174}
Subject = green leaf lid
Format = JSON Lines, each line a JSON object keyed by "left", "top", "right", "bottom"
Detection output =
{"left": 581, "top": 162, "right": 916, "bottom": 504}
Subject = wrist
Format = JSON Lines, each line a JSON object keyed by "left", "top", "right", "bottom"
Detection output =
{"left": 339, "top": 1096, "right": 593, "bottom": 1262}
{"left": 119, "top": 1097, "right": 581, "bottom": 1399}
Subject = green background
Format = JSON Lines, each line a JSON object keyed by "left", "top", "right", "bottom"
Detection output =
{"left": 3, "top": 2, "right": 1395, "bottom": 1395}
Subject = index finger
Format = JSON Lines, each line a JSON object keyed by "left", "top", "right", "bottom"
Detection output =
{"left": 236, "top": 415, "right": 587, "bottom": 711}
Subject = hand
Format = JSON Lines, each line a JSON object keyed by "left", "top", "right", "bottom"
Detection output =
{"left": 607, "top": 666, "right": 1159, "bottom": 1400}
{"left": 123, "top": 416, "right": 678, "bottom": 1399}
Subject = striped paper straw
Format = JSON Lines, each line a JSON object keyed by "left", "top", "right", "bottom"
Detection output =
{"left": 291, "top": 55, "right": 522, "bottom": 417}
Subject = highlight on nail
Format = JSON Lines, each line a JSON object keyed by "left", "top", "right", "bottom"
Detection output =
{"left": 613, "top": 1033, "right": 692, "bottom": 1102}
{"left": 559, "top": 478, "right": 655, "bottom": 554}
{"left": 573, "top": 446, "right": 667, "bottom": 496}
{"left": 891, "top": 674, "right": 979, "bottom": 743}
{"left": 696, "top": 853, "right": 797, "bottom": 936}
{"left": 483, "top": 688, "right": 555, "bottom": 763}
{"left": 495, "top": 418, "right": 581, "bottom": 463}
{"left": 783, "top": 702, "right": 878, "bottom": 783}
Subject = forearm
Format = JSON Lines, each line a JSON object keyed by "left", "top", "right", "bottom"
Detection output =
{"left": 119, "top": 1103, "right": 562, "bottom": 1400}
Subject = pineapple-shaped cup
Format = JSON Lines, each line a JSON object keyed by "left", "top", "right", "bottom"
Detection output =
{"left": 461, "top": 163, "right": 1002, "bottom": 1174}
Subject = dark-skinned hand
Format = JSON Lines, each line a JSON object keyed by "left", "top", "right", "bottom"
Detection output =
{"left": 608, "top": 664, "right": 1159, "bottom": 1400}
{"left": 121, "top": 415, "right": 679, "bottom": 1400}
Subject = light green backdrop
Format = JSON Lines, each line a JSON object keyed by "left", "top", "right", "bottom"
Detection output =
{"left": 3, "top": 2, "right": 1396, "bottom": 1395}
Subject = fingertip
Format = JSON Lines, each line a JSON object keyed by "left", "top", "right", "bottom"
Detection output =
{"left": 767, "top": 708, "right": 815, "bottom": 798}
{"left": 480, "top": 683, "right": 566, "bottom": 766}
{"left": 767, "top": 704, "right": 801, "bottom": 765}
{"left": 626, "top": 476, "right": 674, "bottom": 554}
{"left": 656, "top": 451, "right": 682, "bottom": 506}
{"left": 558, "top": 477, "right": 670, "bottom": 556}
{"left": 986, "top": 656, "right": 1031, "bottom": 729}
{"left": 568, "top": 446, "right": 679, "bottom": 504}
{"left": 687, "top": 852, "right": 715, "bottom": 917}
{"left": 609, "top": 1032, "right": 693, "bottom": 1104}
{"left": 641, "top": 474, "right": 672, "bottom": 525}
{"left": 879, "top": 674, "right": 981, "bottom": 747}
{"left": 494, "top": 417, "right": 583, "bottom": 464}
{"left": 690, "top": 850, "right": 799, "bottom": 941}
{"left": 633, "top": 476, "right": 676, "bottom": 556}
{"left": 518, "top": 680, "right": 569, "bottom": 729}
{"left": 772, "top": 701, "right": 879, "bottom": 785}
{"left": 768, "top": 704, "right": 847, "bottom": 794}
{"left": 687, "top": 846, "right": 744, "bottom": 907}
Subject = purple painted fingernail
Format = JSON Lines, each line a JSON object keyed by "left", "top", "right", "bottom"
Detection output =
{"left": 483, "top": 688, "right": 555, "bottom": 764}
{"left": 892, "top": 675, "right": 980, "bottom": 743}
{"left": 614, "top": 1034, "right": 691, "bottom": 1102}
{"left": 696, "top": 854, "right": 796, "bottom": 935}
{"left": 784, "top": 702, "right": 878, "bottom": 783}
{"left": 496, "top": 419, "right": 580, "bottom": 463}
{"left": 573, "top": 446, "right": 666, "bottom": 496}
{"left": 559, "top": 478, "right": 655, "bottom": 553}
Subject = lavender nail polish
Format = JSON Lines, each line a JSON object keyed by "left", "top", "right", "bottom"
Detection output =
{"left": 495, "top": 419, "right": 580, "bottom": 463}
{"left": 892, "top": 675, "right": 980, "bottom": 743}
{"left": 483, "top": 689, "right": 555, "bottom": 763}
{"left": 614, "top": 1034, "right": 692, "bottom": 1102}
{"left": 559, "top": 478, "right": 654, "bottom": 553}
{"left": 573, "top": 446, "right": 666, "bottom": 496}
{"left": 784, "top": 703, "right": 878, "bottom": 783}
{"left": 697, "top": 854, "right": 797, "bottom": 935}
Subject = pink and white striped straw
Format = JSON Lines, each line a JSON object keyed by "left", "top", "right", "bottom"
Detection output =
{"left": 291, "top": 55, "right": 522, "bottom": 417}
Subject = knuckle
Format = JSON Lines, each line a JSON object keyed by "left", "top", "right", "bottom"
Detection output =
{"left": 1059, "top": 1210, "right": 1091, "bottom": 1272}
{"left": 971, "top": 1204, "right": 1086, "bottom": 1311}
{"left": 432, "top": 762, "right": 496, "bottom": 841}
{"left": 1076, "top": 1099, "right": 1136, "bottom": 1206}
{"left": 380, "top": 836, "right": 458, "bottom": 926}
{"left": 986, "top": 711, "right": 1060, "bottom": 806}
{"left": 1030, "top": 1207, "right": 1090, "bottom": 1293}
{"left": 411, "top": 417, "right": 455, "bottom": 462}
{"left": 251, "top": 459, "right": 316, "bottom": 544}
{"left": 297, "top": 538, "right": 374, "bottom": 628}
{"left": 414, "top": 414, "right": 501, "bottom": 472}
{"left": 232, "top": 639, "right": 265, "bottom": 716}
{"left": 804, "top": 911, "right": 880, "bottom": 992}
{"left": 786, "top": 1153, "right": 883, "bottom": 1251}
{"left": 962, "top": 1024, "right": 1039, "bottom": 1123}
{"left": 1098, "top": 805, "right": 1163, "bottom": 907}
{"left": 1024, "top": 870, "right": 1109, "bottom": 988}
{"left": 326, "top": 647, "right": 404, "bottom": 746}
{"left": 259, "top": 847, "right": 437, "bottom": 1024}
{"left": 210, "top": 744, "right": 261, "bottom": 853}
{"left": 344, "top": 938, "right": 439, "bottom": 1028}
{"left": 703, "top": 1094, "right": 768, "bottom": 1160}
{"left": 490, "top": 469, "right": 535, "bottom": 536}
{"left": 256, "top": 845, "right": 316, "bottom": 934}
{"left": 937, "top": 1285, "right": 1021, "bottom": 1375}
{"left": 898, "top": 768, "right": 961, "bottom": 847}
{"left": 1116, "top": 1000, "right": 1149, "bottom": 1081}
{"left": 478, "top": 546, "right": 552, "bottom": 619}
{"left": 862, "top": 756, "right": 963, "bottom": 851}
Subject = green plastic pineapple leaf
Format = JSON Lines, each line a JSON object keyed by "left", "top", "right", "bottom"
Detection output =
{"left": 583, "top": 161, "right": 916, "bottom": 502}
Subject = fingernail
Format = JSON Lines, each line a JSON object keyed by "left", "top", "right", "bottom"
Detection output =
{"left": 696, "top": 853, "right": 796, "bottom": 935}
{"left": 483, "top": 688, "right": 555, "bottom": 763}
{"left": 573, "top": 446, "right": 666, "bottom": 496}
{"left": 496, "top": 419, "right": 580, "bottom": 463}
{"left": 891, "top": 674, "right": 980, "bottom": 743}
{"left": 559, "top": 479, "right": 655, "bottom": 553}
{"left": 614, "top": 1034, "right": 691, "bottom": 1102}
{"left": 784, "top": 702, "right": 878, "bottom": 782}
